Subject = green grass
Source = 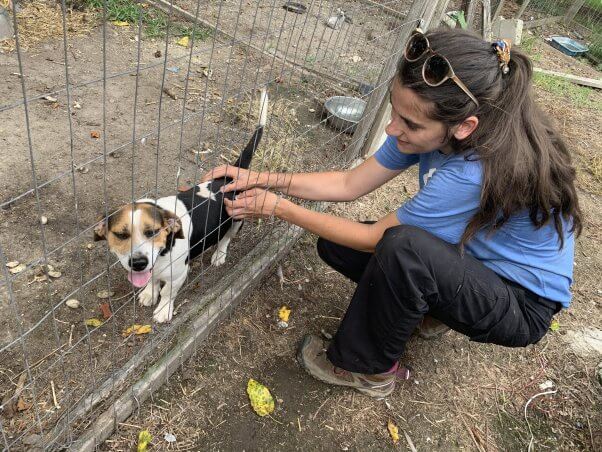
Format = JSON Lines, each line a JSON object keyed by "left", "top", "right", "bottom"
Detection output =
{"left": 520, "top": 35, "right": 542, "bottom": 62}
{"left": 533, "top": 72, "right": 602, "bottom": 111}
{"left": 77, "top": 0, "right": 212, "bottom": 40}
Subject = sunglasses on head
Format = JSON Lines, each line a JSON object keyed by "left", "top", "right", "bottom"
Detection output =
{"left": 404, "top": 30, "right": 479, "bottom": 107}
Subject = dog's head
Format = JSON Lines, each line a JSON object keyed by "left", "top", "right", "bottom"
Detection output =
{"left": 93, "top": 202, "right": 184, "bottom": 287}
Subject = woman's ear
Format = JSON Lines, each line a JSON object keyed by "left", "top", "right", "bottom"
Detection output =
{"left": 453, "top": 116, "right": 479, "bottom": 141}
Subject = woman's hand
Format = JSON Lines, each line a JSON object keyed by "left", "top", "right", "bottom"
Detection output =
{"left": 224, "top": 189, "right": 287, "bottom": 220}
{"left": 201, "top": 165, "right": 264, "bottom": 193}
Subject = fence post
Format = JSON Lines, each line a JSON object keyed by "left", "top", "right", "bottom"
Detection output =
{"left": 515, "top": 0, "right": 531, "bottom": 19}
{"left": 348, "top": 0, "right": 441, "bottom": 160}
{"left": 482, "top": 0, "right": 492, "bottom": 41}
{"left": 564, "top": 0, "right": 585, "bottom": 24}
{"left": 492, "top": 0, "right": 505, "bottom": 22}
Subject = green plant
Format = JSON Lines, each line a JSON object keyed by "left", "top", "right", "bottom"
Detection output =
{"left": 78, "top": 0, "right": 212, "bottom": 39}
{"left": 533, "top": 72, "right": 602, "bottom": 111}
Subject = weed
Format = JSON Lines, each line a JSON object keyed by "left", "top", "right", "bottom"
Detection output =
{"left": 77, "top": 0, "right": 212, "bottom": 40}
{"left": 533, "top": 72, "right": 602, "bottom": 111}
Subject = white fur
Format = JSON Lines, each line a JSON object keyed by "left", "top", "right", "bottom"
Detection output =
{"left": 211, "top": 220, "right": 242, "bottom": 267}
{"left": 196, "top": 181, "right": 217, "bottom": 201}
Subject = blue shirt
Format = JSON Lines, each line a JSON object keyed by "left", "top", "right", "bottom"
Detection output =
{"left": 374, "top": 135, "right": 574, "bottom": 307}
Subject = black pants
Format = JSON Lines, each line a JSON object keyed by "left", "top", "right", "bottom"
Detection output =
{"left": 317, "top": 225, "right": 561, "bottom": 374}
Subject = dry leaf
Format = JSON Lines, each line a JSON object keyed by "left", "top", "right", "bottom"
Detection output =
{"left": 387, "top": 420, "right": 399, "bottom": 444}
{"left": 278, "top": 306, "right": 291, "bottom": 323}
{"left": 112, "top": 20, "right": 129, "bottom": 26}
{"left": 40, "top": 216, "right": 48, "bottom": 225}
{"left": 96, "top": 290, "right": 115, "bottom": 299}
{"left": 90, "top": 130, "right": 100, "bottom": 139}
{"left": 66, "top": 299, "right": 80, "bottom": 309}
{"left": 247, "top": 379, "right": 275, "bottom": 417}
{"left": 99, "top": 302, "right": 112, "bottom": 319}
{"left": 8, "top": 263, "right": 26, "bottom": 274}
{"left": 6, "top": 261, "right": 20, "bottom": 268}
{"left": 48, "top": 270, "right": 62, "bottom": 278}
{"left": 85, "top": 318, "right": 103, "bottom": 328}
{"left": 176, "top": 36, "right": 189, "bottom": 47}
{"left": 43, "top": 95, "right": 58, "bottom": 102}
{"left": 550, "top": 319, "right": 560, "bottom": 332}
{"left": 122, "top": 324, "right": 152, "bottom": 337}
{"left": 16, "top": 396, "right": 32, "bottom": 412}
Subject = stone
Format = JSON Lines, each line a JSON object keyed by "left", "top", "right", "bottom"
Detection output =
{"left": 492, "top": 18, "right": 524, "bottom": 45}
{"left": 0, "top": 7, "right": 13, "bottom": 41}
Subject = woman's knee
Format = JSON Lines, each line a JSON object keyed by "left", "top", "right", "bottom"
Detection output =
{"left": 316, "top": 237, "right": 335, "bottom": 265}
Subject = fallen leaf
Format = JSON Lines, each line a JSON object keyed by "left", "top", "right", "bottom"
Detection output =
{"left": 154, "top": 49, "right": 162, "bottom": 58}
{"left": 8, "top": 263, "right": 26, "bottom": 274}
{"left": 66, "top": 299, "right": 80, "bottom": 309}
{"left": 350, "top": 55, "right": 362, "bottom": 63}
{"left": 278, "top": 305, "right": 291, "bottom": 323}
{"left": 43, "top": 95, "right": 58, "bottom": 102}
{"left": 73, "top": 101, "right": 82, "bottom": 109}
{"left": 247, "top": 379, "right": 275, "bottom": 417}
{"left": 6, "top": 261, "right": 20, "bottom": 268}
{"left": 48, "top": 270, "right": 62, "bottom": 278}
{"left": 40, "top": 216, "right": 48, "bottom": 225}
{"left": 550, "top": 319, "right": 560, "bottom": 332}
{"left": 16, "top": 396, "right": 31, "bottom": 412}
{"left": 137, "top": 430, "right": 152, "bottom": 452}
{"left": 387, "top": 420, "right": 399, "bottom": 444}
{"left": 112, "top": 20, "right": 129, "bottom": 26}
{"left": 122, "top": 324, "right": 152, "bottom": 337}
{"left": 97, "top": 290, "right": 115, "bottom": 299}
{"left": 90, "top": 130, "right": 100, "bottom": 139}
{"left": 176, "top": 36, "right": 189, "bottom": 47}
{"left": 85, "top": 318, "right": 103, "bottom": 328}
{"left": 99, "top": 302, "right": 112, "bottom": 320}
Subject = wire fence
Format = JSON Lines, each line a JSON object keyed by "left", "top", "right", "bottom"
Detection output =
{"left": 493, "top": 0, "right": 602, "bottom": 66}
{"left": 0, "top": 0, "right": 441, "bottom": 448}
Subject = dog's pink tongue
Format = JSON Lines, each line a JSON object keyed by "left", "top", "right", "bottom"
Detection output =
{"left": 128, "top": 270, "right": 152, "bottom": 288}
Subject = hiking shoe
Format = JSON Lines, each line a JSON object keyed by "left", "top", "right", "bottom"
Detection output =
{"left": 296, "top": 334, "right": 396, "bottom": 399}
{"left": 416, "top": 315, "right": 450, "bottom": 340}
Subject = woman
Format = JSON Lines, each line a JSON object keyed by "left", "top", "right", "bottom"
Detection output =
{"left": 202, "top": 28, "right": 581, "bottom": 398}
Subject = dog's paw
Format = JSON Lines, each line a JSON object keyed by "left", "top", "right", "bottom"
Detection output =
{"left": 153, "top": 302, "right": 173, "bottom": 323}
{"left": 211, "top": 250, "right": 227, "bottom": 267}
{"left": 138, "top": 286, "right": 159, "bottom": 307}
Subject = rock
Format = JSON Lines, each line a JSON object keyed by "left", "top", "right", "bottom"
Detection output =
{"left": 22, "top": 433, "right": 41, "bottom": 446}
{"left": 66, "top": 299, "right": 80, "bottom": 309}
{"left": 0, "top": 7, "right": 13, "bottom": 41}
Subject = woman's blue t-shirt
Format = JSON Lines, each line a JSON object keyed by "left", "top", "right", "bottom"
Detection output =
{"left": 374, "top": 135, "right": 574, "bottom": 307}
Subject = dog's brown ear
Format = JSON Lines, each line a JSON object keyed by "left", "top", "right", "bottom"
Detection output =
{"left": 93, "top": 217, "right": 108, "bottom": 241}
{"left": 163, "top": 210, "right": 184, "bottom": 239}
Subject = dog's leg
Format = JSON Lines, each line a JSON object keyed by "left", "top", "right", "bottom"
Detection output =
{"left": 153, "top": 272, "right": 187, "bottom": 323}
{"left": 138, "top": 279, "right": 160, "bottom": 307}
{"left": 211, "top": 220, "right": 243, "bottom": 267}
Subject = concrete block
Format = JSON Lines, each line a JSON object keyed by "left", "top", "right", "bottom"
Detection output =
{"left": 492, "top": 18, "right": 523, "bottom": 45}
{"left": 0, "top": 7, "right": 13, "bottom": 41}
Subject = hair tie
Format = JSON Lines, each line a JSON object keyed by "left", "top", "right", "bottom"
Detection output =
{"left": 492, "top": 39, "right": 511, "bottom": 75}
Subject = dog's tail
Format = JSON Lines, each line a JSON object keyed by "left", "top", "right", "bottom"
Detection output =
{"left": 232, "top": 88, "right": 268, "bottom": 169}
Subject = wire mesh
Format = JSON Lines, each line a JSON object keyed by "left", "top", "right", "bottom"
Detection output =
{"left": 0, "top": 0, "right": 429, "bottom": 448}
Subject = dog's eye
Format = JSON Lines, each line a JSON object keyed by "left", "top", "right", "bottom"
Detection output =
{"left": 113, "top": 231, "right": 130, "bottom": 240}
{"left": 144, "top": 229, "right": 160, "bottom": 238}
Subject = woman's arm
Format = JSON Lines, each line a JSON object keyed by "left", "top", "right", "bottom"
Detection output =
{"left": 225, "top": 189, "right": 401, "bottom": 252}
{"left": 202, "top": 156, "right": 403, "bottom": 202}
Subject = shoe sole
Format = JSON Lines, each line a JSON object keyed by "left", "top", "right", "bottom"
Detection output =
{"left": 296, "top": 335, "right": 394, "bottom": 399}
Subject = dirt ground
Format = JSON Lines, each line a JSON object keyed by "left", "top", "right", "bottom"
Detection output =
{"left": 0, "top": 0, "right": 601, "bottom": 450}
{"left": 102, "top": 69, "right": 601, "bottom": 452}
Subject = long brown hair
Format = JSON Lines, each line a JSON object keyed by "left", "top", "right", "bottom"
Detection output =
{"left": 397, "top": 28, "right": 582, "bottom": 248}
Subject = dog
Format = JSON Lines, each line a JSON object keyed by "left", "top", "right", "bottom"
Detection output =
{"left": 93, "top": 89, "right": 268, "bottom": 323}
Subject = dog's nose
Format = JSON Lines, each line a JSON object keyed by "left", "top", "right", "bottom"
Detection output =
{"left": 129, "top": 256, "right": 148, "bottom": 271}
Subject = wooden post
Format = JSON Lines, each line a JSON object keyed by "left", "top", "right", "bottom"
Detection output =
{"left": 482, "top": 0, "right": 492, "bottom": 40}
{"left": 515, "top": 0, "right": 531, "bottom": 19}
{"left": 466, "top": 0, "right": 478, "bottom": 29}
{"left": 492, "top": 0, "right": 505, "bottom": 22}
{"left": 564, "top": 0, "right": 585, "bottom": 24}
{"left": 349, "top": 0, "right": 441, "bottom": 160}
{"left": 431, "top": 0, "right": 451, "bottom": 29}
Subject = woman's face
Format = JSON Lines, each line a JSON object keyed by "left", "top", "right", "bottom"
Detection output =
{"left": 385, "top": 79, "right": 450, "bottom": 154}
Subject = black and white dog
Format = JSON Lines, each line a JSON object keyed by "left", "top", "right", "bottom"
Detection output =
{"left": 94, "top": 89, "right": 268, "bottom": 323}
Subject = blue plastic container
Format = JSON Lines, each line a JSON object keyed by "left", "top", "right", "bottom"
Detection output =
{"left": 549, "top": 36, "right": 589, "bottom": 57}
